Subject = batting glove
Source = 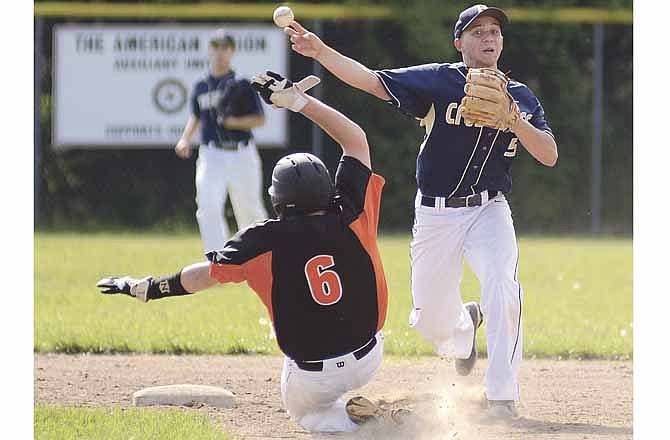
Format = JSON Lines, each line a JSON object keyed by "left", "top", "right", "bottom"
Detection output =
{"left": 96, "top": 276, "right": 152, "bottom": 302}
{"left": 251, "top": 71, "right": 320, "bottom": 112}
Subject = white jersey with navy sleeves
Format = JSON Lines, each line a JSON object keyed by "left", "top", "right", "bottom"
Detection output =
{"left": 376, "top": 62, "right": 553, "bottom": 198}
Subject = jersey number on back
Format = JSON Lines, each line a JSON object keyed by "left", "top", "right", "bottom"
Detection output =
{"left": 304, "top": 255, "right": 343, "bottom": 306}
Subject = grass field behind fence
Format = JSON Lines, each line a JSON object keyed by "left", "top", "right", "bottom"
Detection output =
{"left": 34, "top": 232, "right": 632, "bottom": 359}
{"left": 34, "top": 405, "right": 230, "bottom": 440}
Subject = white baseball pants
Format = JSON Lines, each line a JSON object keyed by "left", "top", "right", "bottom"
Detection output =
{"left": 195, "top": 141, "right": 268, "bottom": 253}
{"left": 280, "top": 333, "right": 384, "bottom": 433}
{"left": 409, "top": 191, "right": 523, "bottom": 401}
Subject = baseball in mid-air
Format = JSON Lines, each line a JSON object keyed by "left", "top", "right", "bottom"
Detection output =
{"left": 273, "top": 6, "right": 294, "bottom": 28}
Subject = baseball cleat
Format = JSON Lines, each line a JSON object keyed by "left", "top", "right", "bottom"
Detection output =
{"left": 483, "top": 400, "right": 520, "bottom": 422}
{"left": 455, "top": 302, "right": 483, "bottom": 376}
{"left": 345, "top": 396, "right": 411, "bottom": 425}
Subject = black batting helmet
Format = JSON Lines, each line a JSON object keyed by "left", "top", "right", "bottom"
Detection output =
{"left": 268, "top": 153, "right": 336, "bottom": 218}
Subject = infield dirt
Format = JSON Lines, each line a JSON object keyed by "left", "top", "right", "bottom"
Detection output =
{"left": 35, "top": 354, "right": 632, "bottom": 440}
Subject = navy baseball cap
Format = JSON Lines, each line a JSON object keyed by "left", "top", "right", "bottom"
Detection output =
{"left": 209, "top": 29, "right": 235, "bottom": 48}
{"left": 454, "top": 4, "right": 509, "bottom": 39}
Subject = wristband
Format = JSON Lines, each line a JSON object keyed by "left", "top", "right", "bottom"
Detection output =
{"left": 146, "top": 270, "right": 191, "bottom": 300}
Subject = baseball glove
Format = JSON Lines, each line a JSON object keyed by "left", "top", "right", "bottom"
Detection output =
{"left": 250, "top": 71, "right": 320, "bottom": 112}
{"left": 216, "top": 79, "right": 255, "bottom": 122}
{"left": 460, "top": 68, "right": 520, "bottom": 131}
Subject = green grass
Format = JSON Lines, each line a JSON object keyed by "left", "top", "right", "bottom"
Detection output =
{"left": 34, "top": 405, "right": 230, "bottom": 440}
{"left": 35, "top": 232, "right": 632, "bottom": 359}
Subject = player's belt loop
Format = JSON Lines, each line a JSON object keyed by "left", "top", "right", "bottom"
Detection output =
{"left": 420, "top": 195, "right": 445, "bottom": 208}
{"left": 420, "top": 195, "right": 436, "bottom": 208}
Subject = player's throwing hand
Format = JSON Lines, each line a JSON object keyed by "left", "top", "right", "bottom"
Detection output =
{"left": 284, "top": 21, "right": 325, "bottom": 59}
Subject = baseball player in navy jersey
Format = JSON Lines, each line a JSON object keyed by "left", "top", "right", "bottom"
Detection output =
{"left": 285, "top": 4, "right": 558, "bottom": 420}
{"left": 97, "top": 71, "right": 407, "bottom": 432}
{"left": 175, "top": 29, "right": 268, "bottom": 254}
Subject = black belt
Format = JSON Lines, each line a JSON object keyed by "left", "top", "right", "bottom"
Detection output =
{"left": 421, "top": 190, "right": 500, "bottom": 208}
{"left": 213, "top": 140, "right": 249, "bottom": 151}
{"left": 295, "top": 337, "right": 378, "bottom": 372}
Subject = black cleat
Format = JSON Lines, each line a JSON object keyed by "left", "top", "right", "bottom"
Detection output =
{"left": 455, "top": 302, "right": 483, "bottom": 376}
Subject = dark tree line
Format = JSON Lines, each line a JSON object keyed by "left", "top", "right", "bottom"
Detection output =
{"left": 36, "top": 0, "right": 632, "bottom": 233}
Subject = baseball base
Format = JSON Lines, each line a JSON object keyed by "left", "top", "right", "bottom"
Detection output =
{"left": 132, "top": 384, "right": 234, "bottom": 408}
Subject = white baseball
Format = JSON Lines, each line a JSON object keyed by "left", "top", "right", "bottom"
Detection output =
{"left": 273, "top": 6, "right": 294, "bottom": 28}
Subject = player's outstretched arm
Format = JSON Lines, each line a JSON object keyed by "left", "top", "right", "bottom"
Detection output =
{"left": 284, "top": 20, "right": 390, "bottom": 102}
{"left": 251, "top": 71, "right": 370, "bottom": 168}
{"left": 96, "top": 262, "right": 217, "bottom": 302}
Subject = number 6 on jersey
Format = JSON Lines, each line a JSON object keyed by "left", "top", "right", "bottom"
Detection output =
{"left": 304, "top": 255, "right": 343, "bottom": 305}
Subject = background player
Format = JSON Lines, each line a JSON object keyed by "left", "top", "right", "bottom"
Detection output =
{"left": 175, "top": 29, "right": 268, "bottom": 254}
{"left": 284, "top": 4, "right": 558, "bottom": 420}
{"left": 97, "top": 71, "right": 398, "bottom": 433}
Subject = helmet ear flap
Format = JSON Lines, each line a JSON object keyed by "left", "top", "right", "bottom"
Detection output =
{"left": 269, "top": 191, "right": 288, "bottom": 219}
{"left": 272, "top": 204, "right": 283, "bottom": 218}
{"left": 268, "top": 186, "right": 280, "bottom": 218}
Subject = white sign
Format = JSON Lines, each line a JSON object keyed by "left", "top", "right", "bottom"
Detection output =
{"left": 53, "top": 24, "right": 288, "bottom": 149}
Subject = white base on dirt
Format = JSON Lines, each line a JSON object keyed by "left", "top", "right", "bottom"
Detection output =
{"left": 132, "top": 384, "right": 234, "bottom": 408}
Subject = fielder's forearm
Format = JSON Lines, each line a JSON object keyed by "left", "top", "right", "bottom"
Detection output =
{"left": 513, "top": 119, "right": 558, "bottom": 167}
{"left": 224, "top": 115, "right": 265, "bottom": 130}
{"left": 300, "top": 95, "right": 371, "bottom": 168}
{"left": 316, "top": 46, "right": 390, "bottom": 101}
{"left": 179, "top": 116, "right": 200, "bottom": 143}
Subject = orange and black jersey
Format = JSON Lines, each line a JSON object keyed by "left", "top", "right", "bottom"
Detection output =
{"left": 207, "top": 156, "right": 387, "bottom": 362}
